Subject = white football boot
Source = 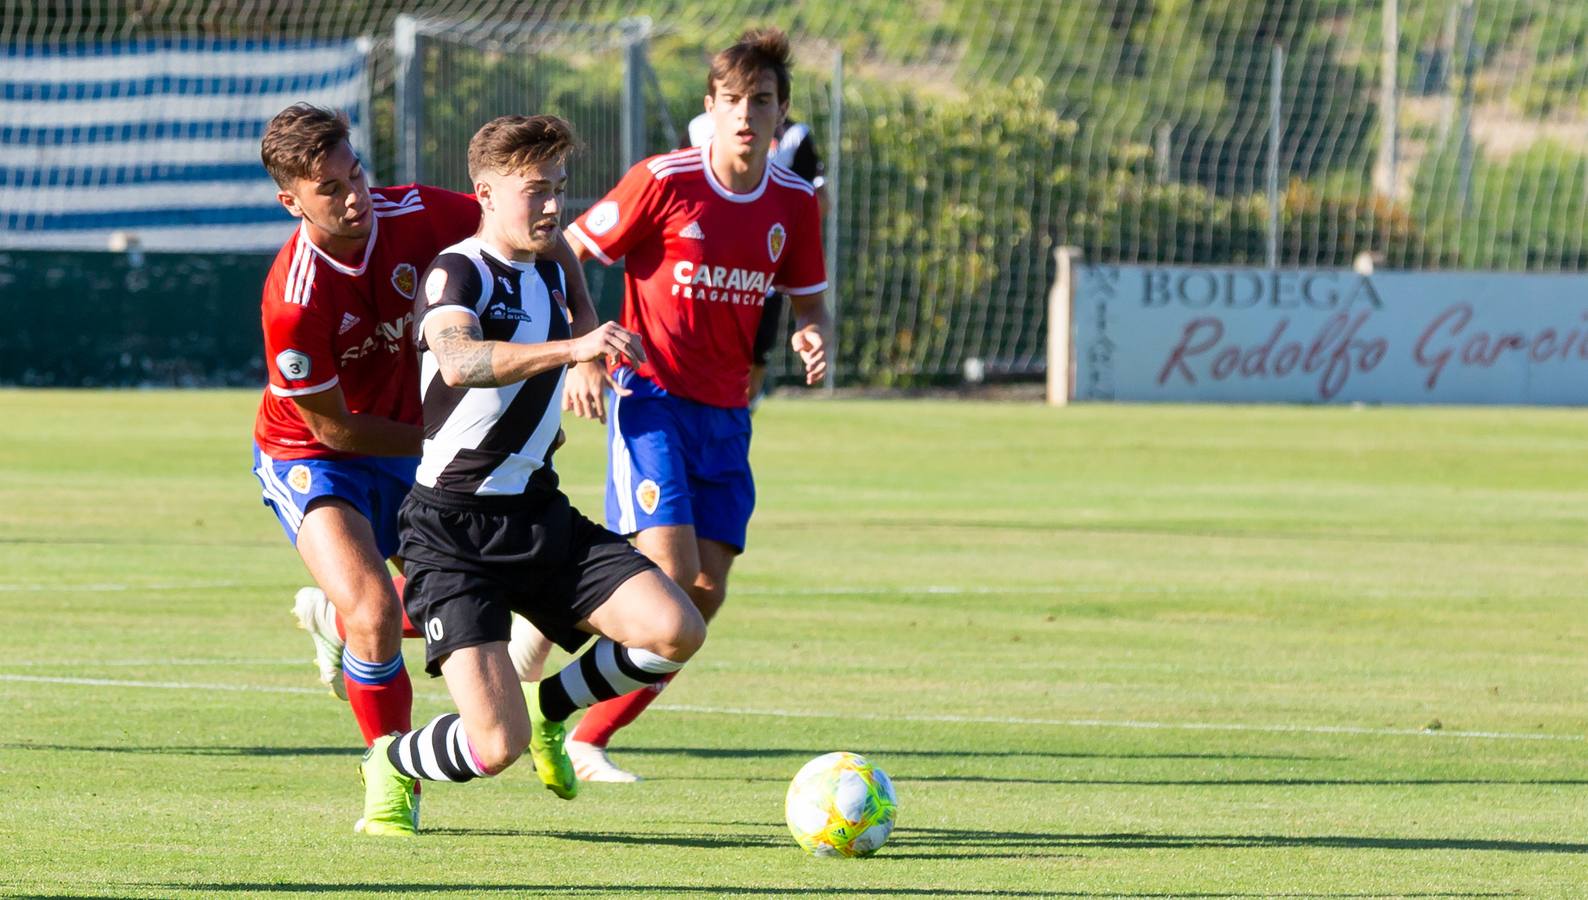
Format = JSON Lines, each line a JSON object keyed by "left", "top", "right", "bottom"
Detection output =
{"left": 291, "top": 586, "right": 347, "bottom": 700}
{"left": 566, "top": 739, "right": 643, "bottom": 783}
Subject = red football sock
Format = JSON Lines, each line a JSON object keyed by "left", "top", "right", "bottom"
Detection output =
{"left": 345, "top": 663, "right": 414, "bottom": 746}
{"left": 571, "top": 672, "right": 676, "bottom": 747}
{"left": 331, "top": 575, "right": 422, "bottom": 640}
{"left": 391, "top": 574, "right": 422, "bottom": 639}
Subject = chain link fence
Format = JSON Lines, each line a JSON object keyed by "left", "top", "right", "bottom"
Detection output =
{"left": 8, "top": 1, "right": 1588, "bottom": 385}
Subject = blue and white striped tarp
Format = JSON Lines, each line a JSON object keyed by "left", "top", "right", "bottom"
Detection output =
{"left": 0, "top": 39, "right": 371, "bottom": 252}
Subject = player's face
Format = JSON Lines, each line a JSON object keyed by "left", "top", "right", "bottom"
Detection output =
{"left": 705, "top": 70, "right": 787, "bottom": 163}
{"left": 479, "top": 160, "right": 567, "bottom": 259}
{"left": 278, "top": 140, "right": 372, "bottom": 244}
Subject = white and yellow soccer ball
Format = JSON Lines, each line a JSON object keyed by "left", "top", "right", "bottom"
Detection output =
{"left": 784, "top": 751, "right": 898, "bottom": 857}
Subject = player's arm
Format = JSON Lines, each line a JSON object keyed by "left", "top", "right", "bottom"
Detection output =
{"left": 262, "top": 268, "right": 422, "bottom": 456}
{"left": 555, "top": 232, "right": 629, "bottom": 422}
{"left": 425, "top": 308, "right": 646, "bottom": 389}
{"left": 292, "top": 387, "right": 422, "bottom": 456}
{"left": 562, "top": 229, "right": 596, "bottom": 264}
{"left": 778, "top": 189, "right": 832, "bottom": 386}
{"left": 561, "top": 164, "right": 663, "bottom": 421}
{"left": 787, "top": 290, "right": 830, "bottom": 385}
{"left": 548, "top": 232, "right": 599, "bottom": 337}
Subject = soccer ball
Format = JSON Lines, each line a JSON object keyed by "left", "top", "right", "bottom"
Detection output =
{"left": 784, "top": 751, "right": 898, "bottom": 857}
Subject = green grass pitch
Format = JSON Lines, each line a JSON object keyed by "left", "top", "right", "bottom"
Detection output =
{"left": 2, "top": 390, "right": 1587, "bottom": 896}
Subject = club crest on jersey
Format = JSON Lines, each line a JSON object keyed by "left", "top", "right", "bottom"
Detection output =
{"left": 767, "top": 223, "right": 786, "bottom": 263}
{"left": 287, "top": 465, "right": 312, "bottom": 494}
{"left": 636, "top": 479, "right": 661, "bottom": 515}
{"left": 587, "top": 200, "right": 620, "bottom": 236}
{"left": 391, "top": 263, "right": 418, "bottom": 299}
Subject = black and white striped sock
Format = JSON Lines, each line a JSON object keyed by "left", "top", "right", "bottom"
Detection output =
{"left": 538, "top": 639, "right": 685, "bottom": 722}
{"left": 385, "top": 713, "right": 489, "bottom": 782}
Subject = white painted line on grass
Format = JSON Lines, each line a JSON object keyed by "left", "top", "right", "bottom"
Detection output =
{"left": 2, "top": 673, "right": 1580, "bottom": 744}
{"left": 654, "top": 703, "right": 1586, "bottom": 743}
{"left": 1, "top": 658, "right": 308, "bottom": 667}
{"left": 0, "top": 580, "right": 258, "bottom": 592}
{"left": 0, "top": 673, "right": 325, "bottom": 696}
{"left": 0, "top": 580, "right": 1567, "bottom": 603}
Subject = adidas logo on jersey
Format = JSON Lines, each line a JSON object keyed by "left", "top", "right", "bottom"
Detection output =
{"left": 338, "top": 312, "right": 361, "bottom": 335}
{"left": 679, "top": 221, "right": 705, "bottom": 240}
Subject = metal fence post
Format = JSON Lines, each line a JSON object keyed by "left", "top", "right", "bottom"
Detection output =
{"left": 620, "top": 18, "right": 651, "bottom": 171}
{"left": 824, "top": 48, "right": 842, "bottom": 394}
{"left": 1267, "top": 42, "right": 1284, "bottom": 269}
{"left": 394, "top": 14, "right": 423, "bottom": 185}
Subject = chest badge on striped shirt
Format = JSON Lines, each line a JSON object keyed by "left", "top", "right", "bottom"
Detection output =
{"left": 391, "top": 263, "right": 418, "bottom": 299}
{"left": 767, "top": 223, "right": 786, "bottom": 263}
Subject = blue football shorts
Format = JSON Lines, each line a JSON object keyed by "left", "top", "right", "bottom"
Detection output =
{"left": 603, "top": 367, "right": 755, "bottom": 552}
{"left": 252, "top": 444, "right": 419, "bottom": 559}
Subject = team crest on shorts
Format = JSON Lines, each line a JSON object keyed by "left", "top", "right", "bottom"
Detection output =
{"left": 391, "top": 263, "right": 418, "bottom": 299}
{"left": 767, "top": 223, "right": 786, "bottom": 263}
{"left": 636, "top": 479, "right": 661, "bottom": 515}
{"left": 287, "top": 465, "right": 312, "bottom": 494}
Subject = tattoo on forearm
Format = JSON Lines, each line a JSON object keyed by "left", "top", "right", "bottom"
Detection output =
{"left": 434, "top": 321, "right": 498, "bottom": 387}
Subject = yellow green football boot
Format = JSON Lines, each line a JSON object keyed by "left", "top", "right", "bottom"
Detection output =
{"left": 355, "top": 735, "right": 418, "bottom": 836}
{"left": 525, "top": 683, "right": 578, "bottom": 800}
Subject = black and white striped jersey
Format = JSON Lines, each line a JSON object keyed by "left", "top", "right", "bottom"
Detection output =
{"left": 413, "top": 237, "right": 571, "bottom": 497}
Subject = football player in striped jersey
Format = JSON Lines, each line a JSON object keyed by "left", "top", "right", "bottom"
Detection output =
{"left": 249, "top": 105, "right": 595, "bottom": 825}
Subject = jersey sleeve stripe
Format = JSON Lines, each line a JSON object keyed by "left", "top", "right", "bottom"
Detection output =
{"left": 283, "top": 241, "right": 315, "bottom": 307}
{"left": 371, "top": 198, "right": 422, "bottom": 211}
{"left": 268, "top": 374, "right": 340, "bottom": 397}
{"left": 775, "top": 280, "right": 828, "bottom": 296}
{"left": 645, "top": 148, "right": 699, "bottom": 173}
{"left": 565, "top": 223, "right": 614, "bottom": 265}
{"left": 649, "top": 163, "right": 703, "bottom": 181}
{"left": 371, "top": 188, "right": 420, "bottom": 208}
{"left": 769, "top": 170, "right": 816, "bottom": 196}
{"left": 373, "top": 204, "right": 426, "bottom": 219}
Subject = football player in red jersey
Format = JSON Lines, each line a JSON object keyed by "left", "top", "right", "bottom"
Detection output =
{"left": 547, "top": 28, "right": 830, "bottom": 781}
{"left": 249, "top": 104, "right": 594, "bottom": 795}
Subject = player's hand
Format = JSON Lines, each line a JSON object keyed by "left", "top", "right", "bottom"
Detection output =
{"left": 562, "top": 358, "right": 631, "bottom": 424}
{"left": 570, "top": 321, "right": 646, "bottom": 368}
{"left": 791, "top": 327, "right": 827, "bottom": 385}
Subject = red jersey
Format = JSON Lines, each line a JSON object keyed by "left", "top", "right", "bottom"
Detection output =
{"left": 567, "top": 145, "right": 826, "bottom": 408}
{"left": 254, "top": 184, "right": 480, "bottom": 460}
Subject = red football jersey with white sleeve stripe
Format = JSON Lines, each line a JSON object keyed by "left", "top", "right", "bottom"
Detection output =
{"left": 567, "top": 145, "right": 825, "bottom": 408}
{"left": 253, "top": 184, "right": 480, "bottom": 460}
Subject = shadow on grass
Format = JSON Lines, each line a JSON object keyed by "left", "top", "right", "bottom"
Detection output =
{"left": 896, "top": 775, "right": 1588, "bottom": 787}
{"left": 653, "top": 773, "right": 1588, "bottom": 789}
{"left": 32, "top": 887, "right": 1518, "bottom": 899}
{"left": 620, "top": 745, "right": 1335, "bottom": 763}
{"left": 28, "top": 888, "right": 1055, "bottom": 898}
{"left": 0, "top": 743, "right": 351, "bottom": 758}
{"left": 427, "top": 822, "right": 1588, "bottom": 858}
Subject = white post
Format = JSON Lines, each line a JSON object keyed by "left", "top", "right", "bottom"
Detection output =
{"left": 620, "top": 18, "right": 651, "bottom": 172}
{"left": 824, "top": 48, "right": 843, "bottom": 395}
{"left": 394, "top": 15, "right": 422, "bottom": 185}
{"left": 1267, "top": 43, "right": 1284, "bottom": 268}
{"left": 1047, "top": 247, "right": 1082, "bottom": 407}
{"left": 1374, "top": 0, "right": 1399, "bottom": 199}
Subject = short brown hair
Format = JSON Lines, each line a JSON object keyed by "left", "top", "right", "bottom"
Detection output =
{"left": 707, "top": 27, "right": 792, "bottom": 104}
{"left": 467, "top": 115, "right": 578, "bottom": 182}
{"left": 260, "top": 103, "right": 351, "bottom": 189}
